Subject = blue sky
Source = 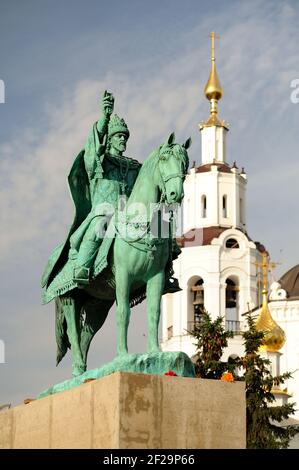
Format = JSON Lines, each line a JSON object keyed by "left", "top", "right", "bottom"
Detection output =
{"left": 1, "top": 0, "right": 299, "bottom": 405}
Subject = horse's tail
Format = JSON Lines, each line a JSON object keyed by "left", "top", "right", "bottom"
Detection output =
{"left": 55, "top": 297, "right": 70, "bottom": 366}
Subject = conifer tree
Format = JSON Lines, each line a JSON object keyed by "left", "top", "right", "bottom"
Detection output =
{"left": 191, "top": 309, "right": 234, "bottom": 379}
{"left": 240, "top": 311, "right": 299, "bottom": 449}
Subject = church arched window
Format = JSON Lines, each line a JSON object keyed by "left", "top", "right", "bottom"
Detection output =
{"left": 225, "top": 238, "right": 239, "bottom": 249}
{"left": 190, "top": 278, "right": 204, "bottom": 326}
{"left": 222, "top": 195, "right": 227, "bottom": 218}
{"left": 225, "top": 277, "right": 240, "bottom": 333}
{"left": 201, "top": 195, "right": 207, "bottom": 218}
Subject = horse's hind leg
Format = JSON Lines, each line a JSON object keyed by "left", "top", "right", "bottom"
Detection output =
{"left": 146, "top": 271, "right": 165, "bottom": 353}
{"left": 62, "top": 295, "right": 85, "bottom": 377}
{"left": 80, "top": 298, "right": 114, "bottom": 367}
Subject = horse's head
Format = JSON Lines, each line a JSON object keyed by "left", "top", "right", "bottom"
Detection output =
{"left": 157, "top": 132, "right": 191, "bottom": 204}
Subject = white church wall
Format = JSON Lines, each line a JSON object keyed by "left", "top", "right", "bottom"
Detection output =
{"left": 183, "top": 169, "right": 247, "bottom": 234}
{"left": 270, "top": 300, "right": 299, "bottom": 419}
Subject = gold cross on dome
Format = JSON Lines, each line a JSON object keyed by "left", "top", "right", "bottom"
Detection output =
{"left": 255, "top": 251, "right": 279, "bottom": 292}
{"left": 209, "top": 32, "right": 220, "bottom": 61}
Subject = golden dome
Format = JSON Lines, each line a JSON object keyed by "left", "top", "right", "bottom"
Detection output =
{"left": 204, "top": 61, "right": 223, "bottom": 101}
{"left": 256, "top": 289, "right": 286, "bottom": 352}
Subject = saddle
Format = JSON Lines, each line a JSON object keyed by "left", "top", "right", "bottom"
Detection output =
{"left": 42, "top": 221, "right": 116, "bottom": 304}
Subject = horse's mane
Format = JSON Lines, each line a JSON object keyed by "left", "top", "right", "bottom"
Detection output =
{"left": 140, "top": 143, "right": 189, "bottom": 174}
{"left": 139, "top": 147, "right": 160, "bottom": 173}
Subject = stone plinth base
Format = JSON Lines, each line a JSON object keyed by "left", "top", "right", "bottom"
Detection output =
{"left": 0, "top": 372, "right": 246, "bottom": 449}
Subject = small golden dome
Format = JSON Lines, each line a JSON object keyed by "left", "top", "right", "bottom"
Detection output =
{"left": 256, "top": 290, "right": 286, "bottom": 352}
{"left": 204, "top": 61, "right": 223, "bottom": 101}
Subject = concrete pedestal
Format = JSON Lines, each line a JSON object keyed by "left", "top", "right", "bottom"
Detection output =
{"left": 0, "top": 372, "right": 246, "bottom": 449}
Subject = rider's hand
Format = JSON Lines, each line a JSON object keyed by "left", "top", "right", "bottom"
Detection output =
{"left": 102, "top": 91, "right": 114, "bottom": 119}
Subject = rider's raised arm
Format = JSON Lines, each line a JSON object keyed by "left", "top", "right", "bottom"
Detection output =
{"left": 83, "top": 92, "right": 115, "bottom": 182}
{"left": 96, "top": 91, "right": 114, "bottom": 143}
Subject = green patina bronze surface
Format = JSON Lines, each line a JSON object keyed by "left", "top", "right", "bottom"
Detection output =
{"left": 41, "top": 91, "right": 191, "bottom": 378}
{"left": 38, "top": 351, "right": 195, "bottom": 398}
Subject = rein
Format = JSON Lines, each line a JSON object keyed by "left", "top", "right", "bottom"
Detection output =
{"left": 115, "top": 207, "right": 174, "bottom": 260}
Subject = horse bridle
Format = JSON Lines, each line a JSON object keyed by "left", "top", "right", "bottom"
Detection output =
{"left": 158, "top": 159, "right": 186, "bottom": 202}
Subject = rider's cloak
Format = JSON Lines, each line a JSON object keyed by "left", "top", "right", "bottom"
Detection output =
{"left": 41, "top": 123, "right": 105, "bottom": 293}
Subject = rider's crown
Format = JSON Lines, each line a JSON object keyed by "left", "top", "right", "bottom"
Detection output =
{"left": 108, "top": 115, "right": 130, "bottom": 138}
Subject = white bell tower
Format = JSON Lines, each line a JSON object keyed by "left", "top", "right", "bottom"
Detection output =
{"left": 161, "top": 33, "right": 263, "bottom": 358}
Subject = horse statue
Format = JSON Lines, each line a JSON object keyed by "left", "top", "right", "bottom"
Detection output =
{"left": 42, "top": 132, "right": 190, "bottom": 377}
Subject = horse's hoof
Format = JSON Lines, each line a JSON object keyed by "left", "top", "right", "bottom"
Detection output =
{"left": 72, "top": 364, "right": 86, "bottom": 377}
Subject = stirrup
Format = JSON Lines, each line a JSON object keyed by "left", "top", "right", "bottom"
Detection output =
{"left": 73, "top": 266, "right": 90, "bottom": 285}
{"left": 164, "top": 277, "right": 182, "bottom": 294}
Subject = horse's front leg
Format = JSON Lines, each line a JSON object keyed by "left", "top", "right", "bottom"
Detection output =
{"left": 146, "top": 271, "right": 165, "bottom": 353}
{"left": 115, "top": 268, "right": 131, "bottom": 356}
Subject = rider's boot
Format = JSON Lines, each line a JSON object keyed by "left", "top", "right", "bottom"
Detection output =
{"left": 73, "top": 240, "right": 99, "bottom": 285}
